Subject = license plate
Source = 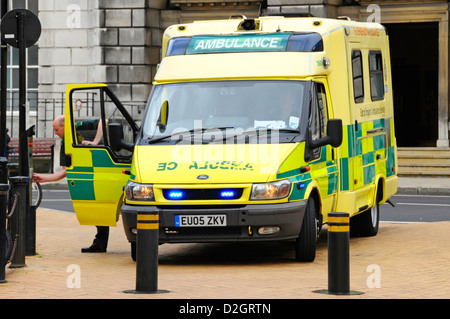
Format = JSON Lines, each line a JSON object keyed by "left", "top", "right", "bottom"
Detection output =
{"left": 175, "top": 214, "right": 226, "bottom": 227}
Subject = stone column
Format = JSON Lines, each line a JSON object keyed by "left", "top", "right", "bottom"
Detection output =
{"left": 437, "top": 9, "right": 449, "bottom": 147}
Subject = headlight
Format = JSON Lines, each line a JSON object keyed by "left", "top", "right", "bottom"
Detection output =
{"left": 125, "top": 182, "right": 154, "bottom": 201}
{"left": 250, "top": 180, "right": 292, "bottom": 200}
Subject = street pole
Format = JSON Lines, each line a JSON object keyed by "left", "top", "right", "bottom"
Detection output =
{"left": 0, "top": 0, "right": 7, "bottom": 165}
{"left": 17, "top": 11, "right": 28, "bottom": 178}
{"left": 0, "top": 0, "right": 8, "bottom": 284}
{"left": 0, "top": 182, "right": 9, "bottom": 282}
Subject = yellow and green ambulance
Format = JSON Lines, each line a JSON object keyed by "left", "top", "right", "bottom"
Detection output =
{"left": 65, "top": 16, "right": 397, "bottom": 261}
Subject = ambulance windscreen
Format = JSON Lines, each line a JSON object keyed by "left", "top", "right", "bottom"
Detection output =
{"left": 142, "top": 80, "right": 307, "bottom": 144}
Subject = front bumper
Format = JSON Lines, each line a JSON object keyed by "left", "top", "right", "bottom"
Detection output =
{"left": 121, "top": 200, "right": 307, "bottom": 244}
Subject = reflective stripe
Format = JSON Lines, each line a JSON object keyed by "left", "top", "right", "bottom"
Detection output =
{"left": 137, "top": 213, "right": 159, "bottom": 229}
{"left": 137, "top": 214, "right": 158, "bottom": 221}
{"left": 328, "top": 224, "right": 349, "bottom": 232}
{"left": 137, "top": 222, "right": 159, "bottom": 230}
{"left": 328, "top": 216, "right": 349, "bottom": 223}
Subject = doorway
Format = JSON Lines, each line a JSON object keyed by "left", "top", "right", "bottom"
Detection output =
{"left": 384, "top": 22, "right": 439, "bottom": 147}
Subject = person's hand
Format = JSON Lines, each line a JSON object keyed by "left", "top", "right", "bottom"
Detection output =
{"left": 82, "top": 140, "right": 95, "bottom": 146}
{"left": 33, "top": 173, "right": 46, "bottom": 183}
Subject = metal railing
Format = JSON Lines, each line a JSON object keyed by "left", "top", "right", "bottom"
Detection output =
{"left": 6, "top": 92, "right": 96, "bottom": 138}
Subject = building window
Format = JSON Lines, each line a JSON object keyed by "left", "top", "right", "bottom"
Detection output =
{"left": 369, "top": 50, "right": 384, "bottom": 101}
{"left": 5, "top": 0, "right": 39, "bottom": 111}
{"left": 352, "top": 49, "right": 364, "bottom": 103}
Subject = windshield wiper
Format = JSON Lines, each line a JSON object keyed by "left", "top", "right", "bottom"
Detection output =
{"left": 277, "top": 128, "right": 301, "bottom": 133}
{"left": 213, "top": 128, "right": 300, "bottom": 144}
{"left": 146, "top": 127, "right": 234, "bottom": 144}
{"left": 145, "top": 134, "right": 173, "bottom": 144}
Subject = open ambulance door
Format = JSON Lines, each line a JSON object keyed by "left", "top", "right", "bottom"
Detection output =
{"left": 64, "top": 84, "right": 141, "bottom": 226}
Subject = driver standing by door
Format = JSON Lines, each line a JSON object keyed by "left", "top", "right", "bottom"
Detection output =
{"left": 33, "top": 115, "right": 109, "bottom": 253}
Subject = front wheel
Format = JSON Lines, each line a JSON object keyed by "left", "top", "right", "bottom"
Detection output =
{"left": 295, "top": 197, "right": 320, "bottom": 262}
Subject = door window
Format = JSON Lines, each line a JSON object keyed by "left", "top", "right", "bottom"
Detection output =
{"left": 352, "top": 50, "right": 364, "bottom": 103}
{"left": 69, "top": 87, "right": 141, "bottom": 162}
{"left": 369, "top": 50, "right": 385, "bottom": 101}
{"left": 308, "top": 82, "right": 329, "bottom": 160}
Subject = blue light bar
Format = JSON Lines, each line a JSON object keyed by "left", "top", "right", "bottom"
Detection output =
{"left": 220, "top": 190, "right": 236, "bottom": 198}
{"left": 168, "top": 190, "right": 184, "bottom": 199}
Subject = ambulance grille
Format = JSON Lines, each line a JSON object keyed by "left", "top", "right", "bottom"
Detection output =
{"left": 162, "top": 188, "right": 243, "bottom": 200}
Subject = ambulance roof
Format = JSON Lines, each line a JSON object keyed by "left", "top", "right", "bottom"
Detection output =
{"left": 155, "top": 17, "right": 387, "bottom": 83}
{"left": 163, "top": 16, "right": 385, "bottom": 40}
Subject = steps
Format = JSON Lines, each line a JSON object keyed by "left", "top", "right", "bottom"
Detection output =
{"left": 398, "top": 147, "right": 450, "bottom": 177}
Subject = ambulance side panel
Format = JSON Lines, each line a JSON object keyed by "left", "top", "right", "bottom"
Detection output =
{"left": 335, "top": 26, "right": 397, "bottom": 216}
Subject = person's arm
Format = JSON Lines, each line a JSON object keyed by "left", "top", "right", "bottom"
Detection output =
{"left": 33, "top": 167, "right": 66, "bottom": 183}
{"left": 82, "top": 119, "right": 108, "bottom": 146}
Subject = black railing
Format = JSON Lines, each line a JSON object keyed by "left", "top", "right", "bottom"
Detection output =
{"left": 6, "top": 92, "right": 96, "bottom": 138}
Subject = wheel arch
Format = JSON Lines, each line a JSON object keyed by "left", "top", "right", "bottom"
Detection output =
{"left": 374, "top": 175, "right": 385, "bottom": 205}
{"left": 304, "top": 181, "right": 322, "bottom": 218}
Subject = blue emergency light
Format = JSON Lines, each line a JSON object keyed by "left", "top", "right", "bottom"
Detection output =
{"left": 220, "top": 190, "right": 236, "bottom": 198}
{"left": 168, "top": 190, "right": 184, "bottom": 199}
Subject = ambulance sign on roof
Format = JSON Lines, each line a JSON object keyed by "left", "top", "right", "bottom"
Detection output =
{"left": 186, "top": 33, "right": 290, "bottom": 54}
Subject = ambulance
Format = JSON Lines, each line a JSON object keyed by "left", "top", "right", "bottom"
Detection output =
{"left": 65, "top": 16, "right": 397, "bottom": 262}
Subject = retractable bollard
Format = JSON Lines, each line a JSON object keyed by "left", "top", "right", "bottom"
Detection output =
{"left": 328, "top": 212, "right": 350, "bottom": 294}
{"left": 123, "top": 212, "right": 168, "bottom": 294}
{"left": 8, "top": 176, "right": 29, "bottom": 268}
{"left": 0, "top": 183, "right": 9, "bottom": 283}
{"left": 315, "top": 212, "right": 363, "bottom": 295}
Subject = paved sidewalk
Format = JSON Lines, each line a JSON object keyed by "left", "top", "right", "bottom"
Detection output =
{"left": 1, "top": 207, "right": 449, "bottom": 299}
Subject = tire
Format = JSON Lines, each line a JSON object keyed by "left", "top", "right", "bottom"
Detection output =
{"left": 295, "top": 196, "right": 320, "bottom": 262}
{"left": 31, "top": 182, "right": 42, "bottom": 208}
{"left": 350, "top": 198, "right": 380, "bottom": 237}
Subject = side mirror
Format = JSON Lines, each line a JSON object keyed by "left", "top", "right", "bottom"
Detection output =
{"left": 108, "top": 123, "right": 135, "bottom": 152}
{"left": 325, "top": 118, "right": 343, "bottom": 148}
{"left": 309, "top": 119, "right": 343, "bottom": 149}
{"left": 157, "top": 101, "right": 169, "bottom": 132}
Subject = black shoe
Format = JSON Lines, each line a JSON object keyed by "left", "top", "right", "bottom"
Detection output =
{"left": 81, "top": 244, "right": 106, "bottom": 253}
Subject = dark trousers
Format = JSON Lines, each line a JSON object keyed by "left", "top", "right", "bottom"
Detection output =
{"left": 93, "top": 226, "right": 109, "bottom": 248}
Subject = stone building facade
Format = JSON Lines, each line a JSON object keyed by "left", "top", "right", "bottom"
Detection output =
{"left": 35, "top": 0, "right": 449, "bottom": 148}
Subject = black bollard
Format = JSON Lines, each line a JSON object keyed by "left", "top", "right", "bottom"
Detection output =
{"left": 26, "top": 204, "right": 36, "bottom": 256}
{"left": 7, "top": 163, "right": 18, "bottom": 178}
{"left": 123, "top": 212, "right": 168, "bottom": 294}
{"left": 0, "top": 183, "right": 9, "bottom": 283}
{"left": 8, "top": 176, "right": 29, "bottom": 268}
{"left": 315, "top": 212, "right": 363, "bottom": 295}
{"left": 327, "top": 212, "right": 350, "bottom": 294}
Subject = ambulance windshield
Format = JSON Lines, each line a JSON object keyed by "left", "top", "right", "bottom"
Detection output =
{"left": 142, "top": 80, "right": 306, "bottom": 143}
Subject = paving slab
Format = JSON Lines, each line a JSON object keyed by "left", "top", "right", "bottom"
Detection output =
{"left": 1, "top": 208, "right": 449, "bottom": 300}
